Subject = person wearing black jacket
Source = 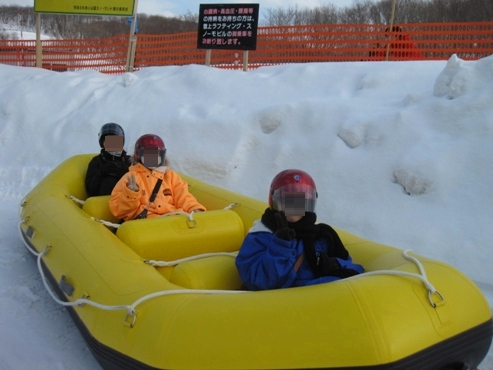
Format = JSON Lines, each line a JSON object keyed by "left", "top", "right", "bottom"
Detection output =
{"left": 85, "top": 123, "right": 131, "bottom": 197}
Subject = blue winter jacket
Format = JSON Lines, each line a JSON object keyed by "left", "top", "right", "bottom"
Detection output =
{"left": 235, "top": 220, "right": 364, "bottom": 291}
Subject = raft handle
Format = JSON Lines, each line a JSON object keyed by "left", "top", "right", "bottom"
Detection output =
{"left": 428, "top": 290, "right": 445, "bottom": 308}
{"left": 78, "top": 293, "right": 90, "bottom": 306}
{"left": 186, "top": 217, "right": 198, "bottom": 228}
{"left": 26, "top": 225, "right": 35, "bottom": 239}
{"left": 59, "top": 275, "right": 75, "bottom": 297}
{"left": 124, "top": 310, "right": 137, "bottom": 328}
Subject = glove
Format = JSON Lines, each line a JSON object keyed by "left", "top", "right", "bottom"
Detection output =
{"left": 317, "top": 254, "right": 360, "bottom": 278}
{"left": 274, "top": 212, "right": 296, "bottom": 241}
{"left": 126, "top": 174, "right": 139, "bottom": 192}
{"left": 336, "top": 268, "right": 360, "bottom": 278}
{"left": 317, "top": 254, "right": 341, "bottom": 272}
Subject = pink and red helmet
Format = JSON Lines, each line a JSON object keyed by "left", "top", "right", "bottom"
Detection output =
{"left": 134, "top": 134, "right": 166, "bottom": 167}
{"left": 269, "top": 169, "right": 318, "bottom": 213}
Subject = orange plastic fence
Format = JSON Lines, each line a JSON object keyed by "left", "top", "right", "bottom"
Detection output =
{"left": 1, "top": 22, "right": 492, "bottom": 74}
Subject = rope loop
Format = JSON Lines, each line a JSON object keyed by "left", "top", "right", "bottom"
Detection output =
{"left": 428, "top": 290, "right": 445, "bottom": 308}
{"left": 358, "top": 250, "right": 445, "bottom": 308}
{"left": 124, "top": 309, "right": 137, "bottom": 328}
{"left": 161, "top": 211, "right": 198, "bottom": 228}
{"left": 187, "top": 212, "right": 198, "bottom": 228}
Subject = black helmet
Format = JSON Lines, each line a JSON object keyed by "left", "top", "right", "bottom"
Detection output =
{"left": 98, "top": 123, "right": 125, "bottom": 148}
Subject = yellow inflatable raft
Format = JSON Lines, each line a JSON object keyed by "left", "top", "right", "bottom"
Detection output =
{"left": 19, "top": 154, "right": 492, "bottom": 370}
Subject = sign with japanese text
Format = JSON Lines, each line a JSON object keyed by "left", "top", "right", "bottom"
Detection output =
{"left": 34, "top": 0, "right": 135, "bottom": 16}
{"left": 197, "top": 3, "right": 259, "bottom": 50}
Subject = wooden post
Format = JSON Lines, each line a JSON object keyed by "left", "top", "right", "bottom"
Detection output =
{"left": 125, "top": 0, "right": 139, "bottom": 72}
{"left": 385, "top": 0, "right": 397, "bottom": 61}
{"left": 35, "top": 13, "right": 42, "bottom": 68}
{"left": 243, "top": 50, "right": 249, "bottom": 72}
{"left": 205, "top": 49, "right": 212, "bottom": 66}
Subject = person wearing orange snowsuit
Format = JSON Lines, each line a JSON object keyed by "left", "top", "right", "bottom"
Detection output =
{"left": 369, "top": 26, "right": 423, "bottom": 60}
{"left": 390, "top": 32, "right": 423, "bottom": 59}
{"left": 109, "top": 134, "right": 206, "bottom": 221}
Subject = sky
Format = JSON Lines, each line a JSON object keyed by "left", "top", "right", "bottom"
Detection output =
{"left": 1, "top": 0, "right": 358, "bottom": 18}
{"left": 1, "top": 29, "right": 493, "bottom": 369}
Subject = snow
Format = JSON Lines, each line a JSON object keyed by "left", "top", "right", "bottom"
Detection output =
{"left": 0, "top": 27, "right": 51, "bottom": 40}
{"left": 1, "top": 55, "right": 493, "bottom": 369}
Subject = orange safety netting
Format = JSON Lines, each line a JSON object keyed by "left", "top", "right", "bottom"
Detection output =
{"left": 1, "top": 22, "right": 492, "bottom": 74}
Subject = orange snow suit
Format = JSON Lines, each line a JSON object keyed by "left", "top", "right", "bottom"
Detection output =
{"left": 109, "top": 163, "right": 206, "bottom": 221}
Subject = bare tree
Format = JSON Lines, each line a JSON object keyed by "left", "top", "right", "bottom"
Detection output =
{"left": 339, "top": 1, "right": 372, "bottom": 24}
{"left": 310, "top": 5, "right": 339, "bottom": 25}
{"left": 262, "top": 0, "right": 493, "bottom": 26}
{"left": 263, "top": 6, "right": 298, "bottom": 26}
{"left": 138, "top": 14, "right": 196, "bottom": 34}
{"left": 0, "top": 6, "right": 197, "bottom": 39}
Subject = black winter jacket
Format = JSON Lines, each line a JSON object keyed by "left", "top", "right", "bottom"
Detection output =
{"left": 85, "top": 150, "right": 131, "bottom": 196}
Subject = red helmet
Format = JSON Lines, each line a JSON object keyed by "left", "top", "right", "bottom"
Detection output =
{"left": 134, "top": 134, "right": 166, "bottom": 166}
{"left": 269, "top": 169, "right": 318, "bottom": 212}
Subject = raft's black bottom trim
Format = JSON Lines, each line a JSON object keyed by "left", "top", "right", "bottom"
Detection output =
{"left": 374, "top": 318, "right": 493, "bottom": 370}
{"left": 21, "top": 229, "right": 493, "bottom": 370}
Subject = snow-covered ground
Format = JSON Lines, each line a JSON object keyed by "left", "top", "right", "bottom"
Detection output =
{"left": 0, "top": 54, "right": 492, "bottom": 368}
{"left": 0, "top": 26, "right": 51, "bottom": 40}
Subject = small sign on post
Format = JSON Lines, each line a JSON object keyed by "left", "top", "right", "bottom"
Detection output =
{"left": 197, "top": 3, "right": 259, "bottom": 71}
{"left": 34, "top": 0, "right": 135, "bottom": 16}
{"left": 33, "top": 0, "right": 137, "bottom": 72}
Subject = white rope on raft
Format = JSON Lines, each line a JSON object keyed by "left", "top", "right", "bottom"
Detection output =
{"left": 65, "top": 194, "right": 85, "bottom": 205}
{"left": 18, "top": 218, "right": 246, "bottom": 328}
{"left": 85, "top": 199, "right": 240, "bottom": 229}
{"left": 90, "top": 217, "right": 122, "bottom": 228}
{"left": 145, "top": 251, "right": 238, "bottom": 267}
{"left": 19, "top": 208, "right": 444, "bottom": 328}
{"left": 357, "top": 249, "right": 445, "bottom": 307}
{"left": 147, "top": 249, "right": 444, "bottom": 307}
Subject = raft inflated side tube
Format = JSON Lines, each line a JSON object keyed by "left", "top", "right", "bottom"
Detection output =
{"left": 18, "top": 154, "right": 493, "bottom": 370}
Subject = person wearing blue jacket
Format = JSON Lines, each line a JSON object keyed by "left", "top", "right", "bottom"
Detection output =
{"left": 235, "top": 169, "right": 364, "bottom": 291}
